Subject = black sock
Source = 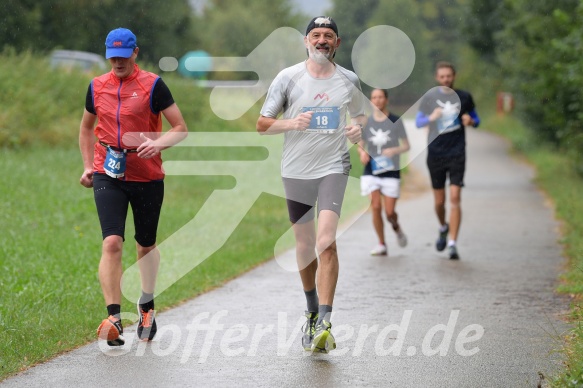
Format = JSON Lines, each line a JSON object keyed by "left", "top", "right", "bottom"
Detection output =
{"left": 107, "top": 304, "right": 121, "bottom": 319}
{"left": 139, "top": 291, "right": 155, "bottom": 311}
{"left": 304, "top": 288, "right": 319, "bottom": 313}
{"left": 317, "top": 305, "right": 333, "bottom": 326}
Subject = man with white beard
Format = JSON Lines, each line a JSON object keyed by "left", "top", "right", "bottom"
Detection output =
{"left": 257, "top": 16, "right": 366, "bottom": 353}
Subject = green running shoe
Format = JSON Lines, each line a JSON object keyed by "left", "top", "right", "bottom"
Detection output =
{"left": 311, "top": 320, "right": 336, "bottom": 354}
{"left": 301, "top": 311, "right": 318, "bottom": 351}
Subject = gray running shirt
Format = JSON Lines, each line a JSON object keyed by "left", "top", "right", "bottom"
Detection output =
{"left": 260, "top": 62, "right": 365, "bottom": 179}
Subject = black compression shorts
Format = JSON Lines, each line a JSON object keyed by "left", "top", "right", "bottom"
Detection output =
{"left": 426, "top": 154, "right": 466, "bottom": 189}
{"left": 93, "top": 174, "right": 164, "bottom": 247}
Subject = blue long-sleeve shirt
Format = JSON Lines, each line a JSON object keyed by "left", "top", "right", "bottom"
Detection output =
{"left": 416, "top": 109, "right": 480, "bottom": 128}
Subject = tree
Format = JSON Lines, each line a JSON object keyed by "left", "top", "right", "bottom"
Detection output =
{"left": 1, "top": 0, "right": 195, "bottom": 64}
{"left": 0, "top": 0, "right": 42, "bottom": 51}
{"left": 194, "top": 0, "right": 303, "bottom": 57}
{"left": 37, "top": 0, "right": 194, "bottom": 63}
{"left": 366, "top": 0, "right": 433, "bottom": 103}
{"left": 416, "top": 0, "right": 467, "bottom": 64}
{"left": 547, "top": 4, "right": 583, "bottom": 172}
{"left": 495, "top": 0, "right": 579, "bottom": 145}
{"left": 188, "top": 0, "right": 304, "bottom": 80}
{"left": 463, "top": 0, "right": 504, "bottom": 62}
{"left": 329, "top": 0, "right": 379, "bottom": 71}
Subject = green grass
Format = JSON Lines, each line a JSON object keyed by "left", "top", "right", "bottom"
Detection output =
{"left": 481, "top": 113, "right": 583, "bottom": 387}
{"left": 0, "top": 52, "right": 369, "bottom": 380}
{"left": 0, "top": 51, "right": 91, "bottom": 147}
{"left": 0, "top": 146, "right": 294, "bottom": 378}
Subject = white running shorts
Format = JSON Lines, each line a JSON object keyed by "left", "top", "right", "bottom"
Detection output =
{"left": 360, "top": 175, "right": 400, "bottom": 198}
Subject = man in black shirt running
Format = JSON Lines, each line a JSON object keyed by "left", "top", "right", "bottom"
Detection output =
{"left": 416, "top": 62, "right": 480, "bottom": 260}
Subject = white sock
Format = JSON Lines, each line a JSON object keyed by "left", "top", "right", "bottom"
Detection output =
{"left": 448, "top": 240, "right": 456, "bottom": 247}
{"left": 440, "top": 224, "right": 448, "bottom": 233}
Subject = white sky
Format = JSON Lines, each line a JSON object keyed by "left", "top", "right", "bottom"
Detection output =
{"left": 189, "top": 0, "right": 333, "bottom": 17}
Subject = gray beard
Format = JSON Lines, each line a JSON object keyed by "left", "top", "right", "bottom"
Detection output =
{"left": 309, "top": 47, "right": 332, "bottom": 65}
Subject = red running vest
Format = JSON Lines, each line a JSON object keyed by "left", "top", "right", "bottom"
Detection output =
{"left": 91, "top": 64, "right": 165, "bottom": 181}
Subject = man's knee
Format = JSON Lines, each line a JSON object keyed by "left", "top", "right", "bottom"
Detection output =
{"left": 102, "top": 235, "right": 123, "bottom": 255}
{"left": 317, "top": 237, "right": 337, "bottom": 257}
{"left": 450, "top": 191, "right": 461, "bottom": 207}
{"left": 296, "top": 239, "right": 316, "bottom": 256}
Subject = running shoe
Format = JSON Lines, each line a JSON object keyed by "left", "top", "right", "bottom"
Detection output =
{"left": 311, "top": 320, "right": 336, "bottom": 354}
{"left": 449, "top": 245, "right": 460, "bottom": 260}
{"left": 97, "top": 315, "right": 125, "bottom": 346}
{"left": 396, "top": 230, "right": 408, "bottom": 247}
{"left": 301, "top": 311, "right": 318, "bottom": 351}
{"left": 370, "top": 243, "right": 387, "bottom": 256}
{"left": 436, "top": 224, "right": 449, "bottom": 252}
{"left": 137, "top": 303, "right": 157, "bottom": 341}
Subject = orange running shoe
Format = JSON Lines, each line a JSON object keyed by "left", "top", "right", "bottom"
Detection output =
{"left": 137, "top": 304, "right": 157, "bottom": 341}
{"left": 97, "top": 315, "right": 125, "bottom": 346}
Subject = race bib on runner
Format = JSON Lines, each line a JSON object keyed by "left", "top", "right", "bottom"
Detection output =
{"left": 302, "top": 106, "right": 340, "bottom": 134}
{"left": 103, "top": 147, "right": 127, "bottom": 178}
{"left": 371, "top": 155, "right": 395, "bottom": 175}
{"left": 437, "top": 116, "right": 461, "bottom": 134}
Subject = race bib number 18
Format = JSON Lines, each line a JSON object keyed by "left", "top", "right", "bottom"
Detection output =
{"left": 302, "top": 106, "right": 340, "bottom": 134}
{"left": 104, "top": 147, "right": 127, "bottom": 178}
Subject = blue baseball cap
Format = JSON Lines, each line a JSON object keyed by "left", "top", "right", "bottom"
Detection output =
{"left": 105, "top": 28, "right": 137, "bottom": 59}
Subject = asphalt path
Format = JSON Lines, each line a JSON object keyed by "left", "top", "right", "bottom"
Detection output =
{"left": 2, "top": 123, "right": 569, "bottom": 387}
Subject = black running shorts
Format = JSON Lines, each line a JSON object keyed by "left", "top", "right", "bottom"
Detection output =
{"left": 426, "top": 154, "right": 466, "bottom": 189}
{"left": 93, "top": 174, "right": 164, "bottom": 247}
{"left": 282, "top": 173, "right": 348, "bottom": 224}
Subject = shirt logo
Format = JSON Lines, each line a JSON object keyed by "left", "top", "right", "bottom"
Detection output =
{"left": 369, "top": 128, "right": 391, "bottom": 154}
{"left": 436, "top": 100, "right": 461, "bottom": 133}
{"left": 131, "top": 92, "right": 138, "bottom": 99}
{"left": 314, "top": 93, "right": 329, "bottom": 101}
{"left": 436, "top": 100, "right": 460, "bottom": 116}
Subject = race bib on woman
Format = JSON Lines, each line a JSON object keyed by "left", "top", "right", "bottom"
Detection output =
{"left": 371, "top": 155, "right": 395, "bottom": 175}
{"left": 104, "top": 147, "right": 127, "bottom": 178}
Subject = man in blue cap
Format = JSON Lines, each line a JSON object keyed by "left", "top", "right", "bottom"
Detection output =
{"left": 79, "top": 27, "right": 187, "bottom": 346}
